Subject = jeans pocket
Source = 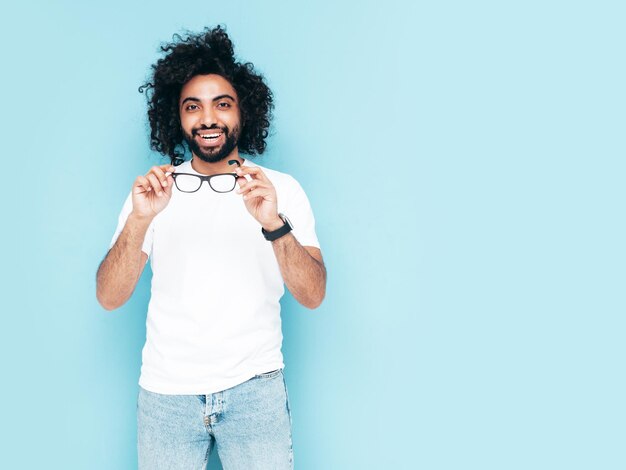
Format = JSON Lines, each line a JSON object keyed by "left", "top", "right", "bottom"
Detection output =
{"left": 254, "top": 368, "right": 282, "bottom": 379}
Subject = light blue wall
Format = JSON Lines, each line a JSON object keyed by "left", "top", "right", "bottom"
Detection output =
{"left": 1, "top": 1, "right": 624, "bottom": 468}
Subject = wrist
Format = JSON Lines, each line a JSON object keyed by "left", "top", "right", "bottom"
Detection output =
{"left": 262, "top": 213, "right": 293, "bottom": 242}
{"left": 262, "top": 216, "right": 284, "bottom": 232}
{"left": 129, "top": 211, "right": 154, "bottom": 226}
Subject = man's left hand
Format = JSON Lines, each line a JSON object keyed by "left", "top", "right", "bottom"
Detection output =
{"left": 235, "top": 166, "right": 283, "bottom": 230}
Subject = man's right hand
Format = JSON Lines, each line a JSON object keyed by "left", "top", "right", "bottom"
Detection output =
{"left": 131, "top": 164, "right": 176, "bottom": 219}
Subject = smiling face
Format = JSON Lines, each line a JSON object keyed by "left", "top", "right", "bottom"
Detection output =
{"left": 179, "top": 74, "right": 242, "bottom": 164}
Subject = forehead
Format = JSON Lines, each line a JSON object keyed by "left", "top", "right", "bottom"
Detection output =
{"left": 179, "top": 74, "right": 238, "bottom": 102}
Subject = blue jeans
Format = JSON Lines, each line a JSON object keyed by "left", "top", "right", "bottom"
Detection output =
{"left": 137, "top": 369, "right": 294, "bottom": 469}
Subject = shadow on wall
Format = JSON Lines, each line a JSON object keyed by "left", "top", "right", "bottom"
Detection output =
{"left": 207, "top": 452, "right": 223, "bottom": 469}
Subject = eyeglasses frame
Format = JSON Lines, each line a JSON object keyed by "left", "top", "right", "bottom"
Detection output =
{"left": 169, "top": 160, "right": 242, "bottom": 194}
{"left": 171, "top": 172, "right": 239, "bottom": 193}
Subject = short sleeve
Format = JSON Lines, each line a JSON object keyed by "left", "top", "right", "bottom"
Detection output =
{"left": 109, "top": 192, "right": 154, "bottom": 258}
{"left": 282, "top": 178, "right": 320, "bottom": 249}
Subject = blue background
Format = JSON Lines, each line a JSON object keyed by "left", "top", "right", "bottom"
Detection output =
{"left": 1, "top": 0, "right": 624, "bottom": 468}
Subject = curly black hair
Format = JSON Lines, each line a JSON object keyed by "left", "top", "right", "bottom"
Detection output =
{"left": 139, "top": 26, "right": 273, "bottom": 165}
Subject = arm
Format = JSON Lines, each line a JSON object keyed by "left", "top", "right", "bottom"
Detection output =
{"left": 235, "top": 165, "right": 327, "bottom": 309}
{"left": 269, "top": 231, "right": 326, "bottom": 309}
{"left": 96, "top": 164, "right": 174, "bottom": 311}
{"left": 96, "top": 215, "right": 150, "bottom": 310}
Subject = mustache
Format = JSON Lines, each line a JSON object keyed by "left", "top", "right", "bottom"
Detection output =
{"left": 192, "top": 124, "right": 228, "bottom": 136}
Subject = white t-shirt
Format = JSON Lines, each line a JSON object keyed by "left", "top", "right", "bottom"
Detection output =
{"left": 109, "top": 159, "right": 320, "bottom": 394}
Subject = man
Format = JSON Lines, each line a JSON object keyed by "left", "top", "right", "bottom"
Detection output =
{"left": 96, "top": 26, "right": 326, "bottom": 469}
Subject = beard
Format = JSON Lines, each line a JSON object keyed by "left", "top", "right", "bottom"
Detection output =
{"left": 182, "top": 124, "right": 241, "bottom": 163}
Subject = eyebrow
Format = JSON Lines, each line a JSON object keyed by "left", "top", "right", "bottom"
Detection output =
{"left": 180, "top": 94, "right": 237, "bottom": 106}
{"left": 180, "top": 97, "right": 200, "bottom": 106}
{"left": 213, "top": 94, "right": 236, "bottom": 102}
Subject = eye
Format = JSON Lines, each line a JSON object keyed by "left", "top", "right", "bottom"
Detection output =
{"left": 217, "top": 101, "right": 231, "bottom": 109}
{"left": 184, "top": 104, "right": 199, "bottom": 111}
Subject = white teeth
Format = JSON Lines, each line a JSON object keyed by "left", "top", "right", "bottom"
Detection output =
{"left": 200, "top": 133, "right": 221, "bottom": 139}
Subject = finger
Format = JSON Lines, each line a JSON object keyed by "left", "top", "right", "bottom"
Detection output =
{"left": 243, "top": 187, "right": 275, "bottom": 201}
{"left": 237, "top": 180, "right": 268, "bottom": 194}
{"left": 160, "top": 163, "right": 176, "bottom": 173}
{"left": 150, "top": 165, "right": 174, "bottom": 188}
{"left": 235, "top": 165, "right": 270, "bottom": 182}
{"left": 236, "top": 176, "right": 260, "bottom": 190}
{"left": 147, "top": 173, "right": 165, "bottom": 196}
{"left": 162, "top": 174, "right": 174, "bottom": 197}
{"left": 150, "top": 166, "right": 168, "bottom": 188}
{"left": 134, "top": 175, "right": 152, "bottom": 194}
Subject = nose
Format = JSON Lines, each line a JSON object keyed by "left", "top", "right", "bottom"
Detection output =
{"left": 200, "top": 106, "right": 218, "bottom": 127}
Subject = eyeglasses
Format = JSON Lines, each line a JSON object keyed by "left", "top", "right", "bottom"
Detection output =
{"left": 170, "top": 160, "right": 242, "bottom": 194}
{"left": 171, "top": 172, "right": 238, "bottom": 193}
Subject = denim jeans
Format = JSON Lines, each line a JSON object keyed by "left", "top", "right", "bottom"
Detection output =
{"left": 137, "top": 369, "right": 294, "bottom": 469}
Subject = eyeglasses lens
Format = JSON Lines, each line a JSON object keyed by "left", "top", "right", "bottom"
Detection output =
{"left": 174, "top": 174, "right": 202, "bottom": 192}
{"left": 209, "top": 175, "right": 237, "bottom": 193}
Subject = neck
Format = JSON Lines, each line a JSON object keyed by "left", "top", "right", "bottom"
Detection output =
{"left": 190, "top": 150, "right": 244, "bottom": 175}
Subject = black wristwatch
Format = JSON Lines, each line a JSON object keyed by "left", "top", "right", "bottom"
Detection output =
{"left": 262, "top": 213, "right": 293, "bottom": 241}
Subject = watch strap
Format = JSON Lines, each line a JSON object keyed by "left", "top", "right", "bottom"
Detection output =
{"left": 262, "top": 214, "right": 293, "bottom": 241}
